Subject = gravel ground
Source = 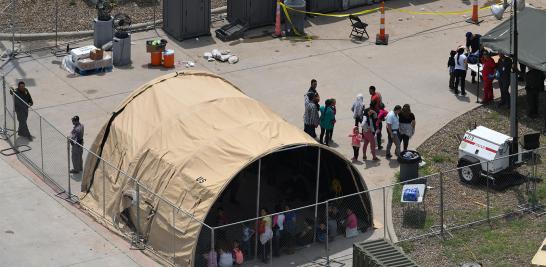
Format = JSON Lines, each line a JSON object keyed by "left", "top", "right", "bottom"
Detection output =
{"left": 393, "top": 89, "right": 546, "bottom": 266}
{"left": 0, "top": 0, "right": 226, "bottom": 33}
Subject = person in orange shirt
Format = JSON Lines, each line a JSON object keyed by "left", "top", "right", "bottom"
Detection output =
{"left": 369, "top": 86, "right": 382, "bottom": 112}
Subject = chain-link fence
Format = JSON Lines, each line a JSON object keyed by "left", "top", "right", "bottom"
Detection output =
{"left": 0, "top": 0, "right": 229, "bottom": 57}
{"left": 2, "top": 73, "right": 545, "bottom": 265}
{"left": 393, "top": 148, "right": 545, "bottom": 245}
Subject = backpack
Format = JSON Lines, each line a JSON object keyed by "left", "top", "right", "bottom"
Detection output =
{"left": 233, "top": 248, "right": 244, "bottom": 264}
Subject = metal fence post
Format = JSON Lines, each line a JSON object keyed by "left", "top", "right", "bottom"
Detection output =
{"left": 12, "top": 92, "right": 16, "bottom": 144}
{"left": 54, "top": 0, "right": 59, "bottom": 48}
{"left": 313, "top": 148, "right": 321, "bottom": 243}
{"left": 172, "top": 206, "right": 176, "bottom": 264}
{"left": 136, "top": 182, "right": 141, "bottom": 239}
{"left": 211, "top": 228, "right": 215, "bottom": 259}
{"left": 10, "top": 0, "right": 15, "bottom": 56}
{"left": 39, "top": 116, "right": 44, "bottom": 170}
{"left": 439, "top": 171, "right": 444, "bottom": 238}
{"left": 255, "top": 159, "right": 261, "bottom": 259}
{"left": 66, "top": 138, "right": 72, "bottom": 197}
{"left": 102, "top": 161, "right": 106, "bottom": 218}
{"left": 2, "top": 76, "right": 6, "bottom": 130}
{"left": 269, "top": 235, "right": 273, "bottom": 267}
{"left": 531, "top": 149, "right": 538, "bottom": 209}
{"left": 383, "top": 187, "right": 387, "bottom": 240}
{"left": 325, "top": 200, "right": 330, "bottom": 265}
{"left": 486, "top": 161, "right": 491, "bottom": 226}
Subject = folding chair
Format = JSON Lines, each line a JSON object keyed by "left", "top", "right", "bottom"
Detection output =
{"left": 349, "top": 15, "right": 369, "bottom": 40}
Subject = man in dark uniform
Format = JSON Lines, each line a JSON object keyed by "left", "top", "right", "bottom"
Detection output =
{"left": 466, "top": 32, "right": 482, "bottom": 84}
{"left": 525, "top": 68, "right": 545, "bottom": 118}
{"left": 69, "top": 115, "right": 84, "bottom": 174}
{"left": 497, "top": 53, "right": 512, "bottom": 108}
{"left": 11, "top": 81, "right": 33, "bottom": 140}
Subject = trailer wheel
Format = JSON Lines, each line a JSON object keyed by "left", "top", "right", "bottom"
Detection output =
{"left": 458, "top": 158, "right": 481, "bottom": 184}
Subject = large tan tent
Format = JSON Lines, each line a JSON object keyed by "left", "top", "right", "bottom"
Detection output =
{"left": 80, "top": 71, "right": 372, "bottom": 266}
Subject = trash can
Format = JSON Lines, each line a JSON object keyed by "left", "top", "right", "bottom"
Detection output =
{"left": 284, "top": 0, "right": 306, "bottom": 36}
{"left": 397, "top": 150, "right": 422, "bottom": 183}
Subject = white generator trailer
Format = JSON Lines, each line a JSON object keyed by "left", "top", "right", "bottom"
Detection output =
{"left": 457, "top": 126, "right": 534, "bottom": 184}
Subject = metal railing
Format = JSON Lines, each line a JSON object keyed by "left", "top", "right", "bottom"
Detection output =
{"left": 2, "top": 74, "right": 544, "bottom": 266}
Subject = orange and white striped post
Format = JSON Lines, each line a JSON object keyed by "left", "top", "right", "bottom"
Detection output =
{"left": 467, "top": 0, "right": 482, "bottom": 24}
{"left": 273, "top": 0, "right": 282, "bottom": 37}
{"left": 375, "top": 1, "right": 389, "bottom": 45}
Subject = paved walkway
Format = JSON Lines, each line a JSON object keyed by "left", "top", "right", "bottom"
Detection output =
{"left": 2, "top": 0, "right": 540, "bottom": 265}
{"left": 0, "top": 141, "right": 159, "bottom": 267}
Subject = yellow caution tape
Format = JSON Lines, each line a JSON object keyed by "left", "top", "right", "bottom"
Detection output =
{"left": 393, "top": 5, "right": 492, "bottom": 15}
{"left": 279, "top": 2, "right": 494, "bottom": 40}
{"left": 279, "top": 2, "right": 380, "bottom": 18}
{"left": 280, "top": 2, "right": 492, "bottom": 17}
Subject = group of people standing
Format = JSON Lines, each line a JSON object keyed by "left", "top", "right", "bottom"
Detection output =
{"left": 303, "top": 80, "right": 417, "bottom": 161}
{"left": 350, "top": 91, "right": 416, "bottom": 161}
{"left": 303, "top": 79, "right": 337, "bottom": 146}
{"left": 448, "top": 31, "right": 546, "bottom": 115}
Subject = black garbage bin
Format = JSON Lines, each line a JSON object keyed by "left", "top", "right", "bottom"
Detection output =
{"left": 397, "top": 150, "right": 422, "bottom": 183}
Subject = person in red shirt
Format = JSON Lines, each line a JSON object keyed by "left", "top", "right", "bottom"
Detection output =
{"left": 481, "top": 51, "right": 497, "bottom": 104}
{"left": 369, "top": 86, "right": 382, "bottom": 112}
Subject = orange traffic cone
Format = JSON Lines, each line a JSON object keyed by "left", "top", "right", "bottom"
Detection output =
{"left": 375, "top": 2, "right": 389, "bottom": 45}
{"left": 274, "top": 0, "right": 282, "bottom": 37}
{"left": 467, "top": 0, "right": 483, "bottom": 24}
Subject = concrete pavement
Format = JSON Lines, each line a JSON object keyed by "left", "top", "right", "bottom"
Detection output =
{"left": 0, "top": 141, "right": 160, "bottom": 267}
{"left": 1, "top": 0, "right": 538, "bottom": 265}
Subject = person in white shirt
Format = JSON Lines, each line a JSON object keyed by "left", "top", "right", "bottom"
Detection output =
{"left": 385, "top": 105, "right": 402, "bottom": 159}
{"left": 453, "top": 46, "right": 468, "bottom": 96}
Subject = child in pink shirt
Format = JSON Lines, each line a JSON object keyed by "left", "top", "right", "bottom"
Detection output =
{"left": 345, "top": 208, "right": 359, "bottom": 238}
{"left": 348, "top": 126, "right": 362, "bottom": 161}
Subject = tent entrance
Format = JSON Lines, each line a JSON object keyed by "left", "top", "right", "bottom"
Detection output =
{"left": 195, "top": 146, "right": 372, "bottom": 265}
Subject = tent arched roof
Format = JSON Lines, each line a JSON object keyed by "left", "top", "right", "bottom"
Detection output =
{"left": 80, "top": 71, "right": 370, "bottom": 265}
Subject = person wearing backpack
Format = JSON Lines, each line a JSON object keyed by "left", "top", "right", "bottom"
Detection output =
{"left": 232, "top": 240, "right": 244, "bottom": 265}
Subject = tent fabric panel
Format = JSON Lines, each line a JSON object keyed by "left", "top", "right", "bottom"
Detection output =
{"left": 481, "top": 8, "right": 546, "bottom": 71}
{"left": 78, "top": 71, "right": 365, "bottom": 266}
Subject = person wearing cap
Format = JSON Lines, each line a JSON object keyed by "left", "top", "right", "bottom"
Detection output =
{"left": 481, "top": 51, "right": 497, "bottom": 105}
{"left": 466, "top": 32, "right": 482, "bottom": 84}
{"left": 11, "top": 81, "right": 34, "bottom": 140}
{"left": 69, "top": 116, "right": 84, "bottom": 174}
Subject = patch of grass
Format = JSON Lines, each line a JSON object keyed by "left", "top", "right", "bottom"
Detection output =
{"left": 399, "top": 241, "right": 415, "bottom": 254}
{"left": 442, "top": 218, "right": 541, "bottom": 266}
{"left": 431, "top": 154, "right": 448, "bottom": 163}
{"left": 423, "top": 215, "right": 435, "bottom": 230}
{"left": 537, "top": 179, "right": 546, "bottom": 201}
{"left": 392, "top": 172, "right": 402, "bottom": 204}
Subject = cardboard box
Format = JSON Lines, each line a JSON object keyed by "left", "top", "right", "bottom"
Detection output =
{"left": 90, "top": 49, "right": 104, "bottom": 60}
{"left": 70, "top": 45, "right": 97, "bottom": 61}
